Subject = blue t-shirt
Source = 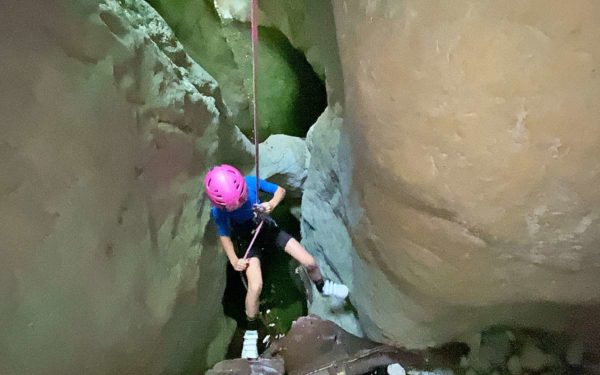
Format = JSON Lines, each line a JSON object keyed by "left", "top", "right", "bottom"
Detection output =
{"left": 210, "top": 176, "right": 279, "bottom": 236}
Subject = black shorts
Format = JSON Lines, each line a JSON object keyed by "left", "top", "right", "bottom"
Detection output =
{"left": 231, "top": 217, "right": 292, "bottom": 260}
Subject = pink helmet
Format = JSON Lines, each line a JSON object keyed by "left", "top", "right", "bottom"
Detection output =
{"left": 204, "top": 164, "right": 248, "bottom": 211}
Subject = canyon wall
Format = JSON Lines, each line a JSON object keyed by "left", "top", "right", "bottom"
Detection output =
{"left": 0, "top": 1, "right": 236, "bottom": 373}
{"left": 319, "top": 0, "right": 600, "bottom": 347}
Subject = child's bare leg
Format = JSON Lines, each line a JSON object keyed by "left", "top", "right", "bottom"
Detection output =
{"left": 284, "top": 237, "right": 349, "bottom": 301}
{"left": 283, "top": 238, "right": 323, "bottom": 282}
{"left": 242, "top": 257, "right": 262, "bottom": 359}
{"left": 244, "top": 257, "right": 263, "bottom": 319}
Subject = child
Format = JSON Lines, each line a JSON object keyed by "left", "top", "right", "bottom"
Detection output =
{"left": 204, "top": 164, "right": 349, "bottom": 359}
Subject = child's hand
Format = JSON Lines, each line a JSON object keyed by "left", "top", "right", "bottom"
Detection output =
{"left": 257, "top": 202, "right": 272, "bottom": 214}
{"left": 233, "top": 258, "right": 249, "bottom": 271}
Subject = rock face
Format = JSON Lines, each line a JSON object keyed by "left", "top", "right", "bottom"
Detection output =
{"left": 0, "top": 0, "right": 236, "bottom": 373}
{"left": 5, "top": 0, "right": 600, "bottom": 372}
{"left": 207, "top": 315, "right": 462, "bottom": 374}
{"left": 317, "top": 0, "right": 600, "bottom": 348}
{"left": 258, "top": 134, "right": 308, "bottom": 195}
{"left": 147, "top": 0, "right": 327, "bottom": 139}
{"left": 264, "top": 315, "right": 424, "bottom": 375}
{"left": 206, "top": 357, "right": 285, "bottom": 375}
{"left": 301, "top": 105, "right": 364, "bottom": 337}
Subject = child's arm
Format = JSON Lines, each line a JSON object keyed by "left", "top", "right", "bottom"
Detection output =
{"left": 265, "top": 186, "right": 285, "bottom": 212}
{"left": 219, "top": 236, "right": 248, "bottom": 271}
{"left": 255, "top": 177, "right": 285, "bottom": 214}
{"left": 258, "top": 186, "right": 285, "bottom": 214}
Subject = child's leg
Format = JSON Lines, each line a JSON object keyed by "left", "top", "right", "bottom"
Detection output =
{"left": 241, "top": 257, "right": 262, "bottom": 359}
{"left": 283, "top": 238, "right": 325, "bottom": 289}
{"left": 283, "top": 237, "right": 348, "bottom": 301}
{"left": 244, "top": 257, "right": 263, "bottom": 321}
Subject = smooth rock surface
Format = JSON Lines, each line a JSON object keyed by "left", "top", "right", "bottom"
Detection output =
{"left": 257, "top": 134, "right": 308, "bottom": 195}
{"left": 324, "top": 0, "right": 600, "bottom": 347}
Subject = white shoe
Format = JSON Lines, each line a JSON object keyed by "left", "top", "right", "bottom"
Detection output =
{"left": 322, "top": 279, "right": 349, "bottom": 299}
{"left": 241, "top": 330, "right": 259, "bottom": 359}
{"left": 387, "top": 363, "right": 406, "bottom": 375}
{"left": 322, "top": 279, "right": 349, "bottom": 308}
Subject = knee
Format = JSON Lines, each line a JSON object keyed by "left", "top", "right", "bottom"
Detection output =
{"left": 247, "top": 281, "right": 263, "bottom": 296}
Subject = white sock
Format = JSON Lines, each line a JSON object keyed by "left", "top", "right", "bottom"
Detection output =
{"left": 241, "top": 330, "right": 259, "bottom": 359}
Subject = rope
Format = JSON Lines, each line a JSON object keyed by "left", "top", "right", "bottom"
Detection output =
{"left": 250, "top": 0, "right": 260, "bottom": 204}
{"left": 242, "top": 220, "right": 264, "bottom": 260}
{"left": 241, "top": 0, "right": 264, "bottom": 281}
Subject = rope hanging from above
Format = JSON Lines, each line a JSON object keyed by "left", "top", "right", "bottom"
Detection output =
{"left": 241, "top": 0, "right": 264, "bottom": 263}
{"left": 250, "top": 0, "right": 260, "bottom": 204}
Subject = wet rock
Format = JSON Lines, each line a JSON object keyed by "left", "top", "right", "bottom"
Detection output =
{"left": 408, "top": 371, "right": 454, "bottom": 375}
{"left": 264, "top": 315, "right": 435, "bottom": 375}
{"left": 206, "top": 357, "right": 285, "bottom": 375}
{"left": 566, "top": 337, "right": 584, "bottom": 366}
{"left": 479, "top": 330, "right": 513, "bottom": 367}
{"left": 506, "top": 355, "right": 523, "bottom": 375}
{"left": 520, "top": 341, "right": 557, "bottom": 371}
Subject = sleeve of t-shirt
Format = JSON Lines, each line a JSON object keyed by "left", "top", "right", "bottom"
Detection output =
{"left": 258, "top": 177, "right": 279, "bottom": 194}
{"left": 211, "top": 207, "right": 231, "bottom": 236}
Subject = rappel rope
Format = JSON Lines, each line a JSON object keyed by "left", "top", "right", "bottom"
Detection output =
{"left": 250, "top": 0, "right": 260, "bottom": 205}
{"left": 240, "top": 0, "right": 264, "bottom": 287}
